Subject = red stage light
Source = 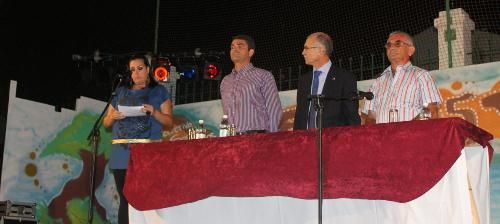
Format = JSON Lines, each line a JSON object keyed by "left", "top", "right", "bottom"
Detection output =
{"left": 154, "top": 66, "right": 169, "bottom": 81}
{"left": 206, "top": 64, "right": 219, "bottom": 79}
{"left": 154, "top": 57, "right": 171, "bottom": 82}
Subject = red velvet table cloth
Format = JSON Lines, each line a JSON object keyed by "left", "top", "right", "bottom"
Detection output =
{"left": 124, "top": 118, "right": 493, "bottom": 211}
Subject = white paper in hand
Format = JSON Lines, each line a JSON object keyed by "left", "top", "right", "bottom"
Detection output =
{"left": 118, "top": 105, "right": 147, "bottom": 117}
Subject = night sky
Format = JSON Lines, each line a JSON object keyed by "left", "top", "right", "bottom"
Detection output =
{"left": 0, "top": 0, "right": 498, "bottom": 150}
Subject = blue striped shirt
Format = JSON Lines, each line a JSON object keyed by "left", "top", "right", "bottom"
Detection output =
{"left": 220, "top": 63, "right": 283, "bottom": 132}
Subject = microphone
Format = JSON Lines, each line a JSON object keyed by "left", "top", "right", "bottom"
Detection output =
{"left": 116, "top": 70, "right": 131, "bottom": 79}
{"left": 355, "top": 91, "right": 374, "bottom": 100}
{"left": 113, "top": 72, "right": 130, "bottom": 89}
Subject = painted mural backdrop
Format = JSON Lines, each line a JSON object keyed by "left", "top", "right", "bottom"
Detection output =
{"left": 1, "top": 61, "right": 499, "bottom": 224}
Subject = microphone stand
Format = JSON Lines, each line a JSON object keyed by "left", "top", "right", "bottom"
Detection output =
{"left": 308, "top": 91, "right": 371, "bottom": 224}
{"left": 309, "top": 94, "right": 325, "bottom": 224}
{"left": 86, "top": 74, "right": 123, "bottom": 224}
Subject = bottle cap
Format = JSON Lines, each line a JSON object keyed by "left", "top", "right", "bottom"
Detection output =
{"left": 222, "top": 115, "right": 228, "bottom": 119}
{"left": 198, "top": 120, "right": 204, "bottom": 124}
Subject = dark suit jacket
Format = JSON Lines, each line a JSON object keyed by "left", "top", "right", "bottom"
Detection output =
{"left": 293, "top": 65, "right": 361, "bottom": 130}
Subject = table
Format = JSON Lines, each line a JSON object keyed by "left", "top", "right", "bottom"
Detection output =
{"left": 124, "top": 118, "right": 493, "bottom": 224}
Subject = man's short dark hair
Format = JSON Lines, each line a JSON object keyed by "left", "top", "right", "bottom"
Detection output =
{"left": 232, "top": 34, "right": 256, "bottom": 50}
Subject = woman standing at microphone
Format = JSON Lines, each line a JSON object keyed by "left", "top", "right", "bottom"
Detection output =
{"left": 103, "top": 54, "right": 173, "bottom": 224}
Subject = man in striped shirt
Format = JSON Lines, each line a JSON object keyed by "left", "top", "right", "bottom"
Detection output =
{"left": 220, "top": 34, "right": 283, "bottom": 134}
{"left": 362, "top": 31, "right": 442, "bottom": 124}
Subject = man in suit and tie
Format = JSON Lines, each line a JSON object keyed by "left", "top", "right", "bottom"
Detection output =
{"left": 294, "top": 32, "right": 361, "bottom": 130}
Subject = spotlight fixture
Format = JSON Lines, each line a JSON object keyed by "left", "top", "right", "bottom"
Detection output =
{"left": 177, "top": 56, "right": 198, "bottom": 79}
{"left": 154, "top": 57, "right": 171, "bottom": 82}
{"left": 179, "top": 65, "right": 197, "bottom": 79}
{"left": 203, "top": 55, "right": 222, "bottom": 80}
{"left": 203, "top": 63, "right": 221, "bottom": 80}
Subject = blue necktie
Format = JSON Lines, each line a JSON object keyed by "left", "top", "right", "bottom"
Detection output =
{"left": 308, "top": 70, "right": 322, "bottom": 128}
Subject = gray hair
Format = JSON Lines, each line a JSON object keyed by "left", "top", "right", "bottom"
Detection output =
{"left": 308, "top": 32, "right": 333, "bottom": 56}
{"left": 388, "top": 31, "right": 414, "bottom": 46}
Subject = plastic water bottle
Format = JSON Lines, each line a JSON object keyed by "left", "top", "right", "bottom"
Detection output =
{"left": 195, "top": 120, "right": 207, "bottom": 139}
{"left": 219, "top": 115, "right": 229, "bottom": 137}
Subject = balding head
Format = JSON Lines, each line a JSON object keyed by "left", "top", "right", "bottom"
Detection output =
{"left": 307, "top": 32, "right": 333, "bottom": 56}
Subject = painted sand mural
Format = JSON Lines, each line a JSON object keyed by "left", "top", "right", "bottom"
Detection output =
{"left": 1, "top": 61, "right": 499, "bottom": 223}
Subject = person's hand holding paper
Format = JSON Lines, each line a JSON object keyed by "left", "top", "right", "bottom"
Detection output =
{"left": 117, "top": 105, "right": 147, "bottom": 117}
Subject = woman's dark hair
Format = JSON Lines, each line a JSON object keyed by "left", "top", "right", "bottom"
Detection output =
{"left": 126, "top": 54, "right": 158, "bottom": 88}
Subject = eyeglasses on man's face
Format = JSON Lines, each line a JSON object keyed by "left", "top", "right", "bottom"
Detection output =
{"left": 385, "top": 40, "right": 412, "bottom": 49}
{"left": 130, "top": 65, "right": 145, "bottom": 73}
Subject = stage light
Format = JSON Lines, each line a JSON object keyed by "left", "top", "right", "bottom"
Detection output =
{"left": 202, "top": 55, "right": 222, "bottom": 80}
{"left": 93, "top": 49, "right": 102, "bottom": 63}
{"left": 203, "top": 63, "right": 221, "bottom": 80}
{"left": 154, "top": 57, "right": 171, "bottom": 82}
{"left": 154, "top": 67, "right": 169, "bottom": 81}
{"left": 176, "top": 56, "right": 198, "bottom": 79}
{"left": 179, "top": 65, "right": 197, "bottom": 79}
